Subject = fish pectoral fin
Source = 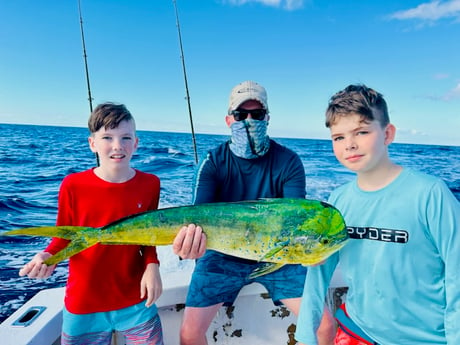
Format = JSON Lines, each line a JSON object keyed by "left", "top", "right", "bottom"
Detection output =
{"left": 249, "top": 263, "right": 285, "bottom": 279}
{"left": 44, "top": 239, "right": 98, "bottom": 265}
{"left": 259, "top": 240, "right": 289, "bottom": 261}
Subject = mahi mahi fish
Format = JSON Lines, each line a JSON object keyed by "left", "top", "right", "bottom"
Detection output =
{"left": 4, "top": 198, "right": 348, "bottom": 277}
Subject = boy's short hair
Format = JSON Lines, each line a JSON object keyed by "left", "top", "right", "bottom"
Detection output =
{"left": 88, "top": 102, "right": 135, "bottom": 134}
{"left": 325, "top": 84, "right": 389, "bottom": 128}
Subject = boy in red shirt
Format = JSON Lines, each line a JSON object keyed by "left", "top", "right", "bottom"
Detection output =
{"left": 19, "top": 102, "right": 205, "bottom": 344}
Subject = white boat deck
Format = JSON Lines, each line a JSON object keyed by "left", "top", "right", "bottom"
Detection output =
{"left": 0, "top": 264, "right": 347, "bottom": 345}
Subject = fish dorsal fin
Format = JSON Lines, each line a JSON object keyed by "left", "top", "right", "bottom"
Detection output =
{"left": 249, "top": 263, "right": 285, "bottom": 279}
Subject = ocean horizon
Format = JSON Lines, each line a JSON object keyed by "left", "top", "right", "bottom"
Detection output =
{"left": 2, "top": 122, "right": 458, "bottom": 147}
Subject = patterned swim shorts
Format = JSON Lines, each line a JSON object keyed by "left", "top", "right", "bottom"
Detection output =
{"left": 186, "top": 250, "right": 307, "bottom": 307}
{"left": 61, "top": 301, "right": 163, "bottom": 345}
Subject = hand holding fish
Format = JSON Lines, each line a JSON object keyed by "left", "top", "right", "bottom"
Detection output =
{"left": 19, "top": 251, "right": 56, "bottom": 279}
{"left": 173, "top": 224, "right": 207, "bottom": 259}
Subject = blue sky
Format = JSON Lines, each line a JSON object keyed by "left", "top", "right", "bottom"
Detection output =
{"left": 1, "top": 0, "right": 459, "bottom": 146}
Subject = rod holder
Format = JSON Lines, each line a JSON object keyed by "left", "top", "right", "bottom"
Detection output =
{"left": 12, "top": 306, "right": 46, "bottom": 327}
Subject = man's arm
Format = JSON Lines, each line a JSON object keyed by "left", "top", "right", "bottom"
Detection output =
{"left": 283, "top": 152, "right": 306, "bottom": 198}
{"left": 193, "top": 152, "right": 219, "bottom": 205}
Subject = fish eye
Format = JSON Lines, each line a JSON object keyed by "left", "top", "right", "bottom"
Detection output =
{"left": 320, "top": 239, "right": 330, "bottom": 245}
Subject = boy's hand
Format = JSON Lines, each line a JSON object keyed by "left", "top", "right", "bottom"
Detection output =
{"left": 19, "top": 252, "right": 56, "bottom": 279}
{"left": 141, "top": 263, "right": 162, "bottom": 308}
{"left": 173, "top": 224, "right": 206, "bottom": 259}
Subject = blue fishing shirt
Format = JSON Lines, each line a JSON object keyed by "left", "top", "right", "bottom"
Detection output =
{"left": 295, "top": 168, "right": 460, "bottom": 344}
{"left": 193, "top": 139, "right": 306, "bottom": 203}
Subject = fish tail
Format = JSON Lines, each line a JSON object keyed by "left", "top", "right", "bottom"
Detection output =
{"left": 3, "top": 225, "right": 98, "bottom": 265}
{"left": 44, "top": 237, "right": 98, "bottom": 265}
{"left": 3, "top": 225, "right": 92, "bottom": 239}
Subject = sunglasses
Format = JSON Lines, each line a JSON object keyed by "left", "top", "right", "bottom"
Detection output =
{"left": 231, "top": 108, "right": 267, "bottom": 121}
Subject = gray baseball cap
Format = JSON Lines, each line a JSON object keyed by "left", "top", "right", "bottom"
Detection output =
{"left": 228, "top": 80, "right": 269, "bottom": 114}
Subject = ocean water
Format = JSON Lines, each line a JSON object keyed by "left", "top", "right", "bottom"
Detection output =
{"left": 0, "top": 123, "right": 459, "bottom": 323}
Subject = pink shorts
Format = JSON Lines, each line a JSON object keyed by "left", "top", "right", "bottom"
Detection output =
{"left": 335, "top": 327, "right": 372, "bottom": 345}
{"left": 334, "top": 304, "right": 378, "bottom": 345}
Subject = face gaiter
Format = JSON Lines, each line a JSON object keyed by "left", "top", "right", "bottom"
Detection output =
{"left": 229, "top": 118, "right": 270, "bottom": 159}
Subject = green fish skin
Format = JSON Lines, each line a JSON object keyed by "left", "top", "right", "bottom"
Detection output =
{"left": 3, "top": 198, "right": 348, "bottom": 274}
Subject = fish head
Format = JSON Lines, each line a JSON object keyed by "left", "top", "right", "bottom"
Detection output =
{"left": 287, "top": 201, "right": 348, "bottom": 265}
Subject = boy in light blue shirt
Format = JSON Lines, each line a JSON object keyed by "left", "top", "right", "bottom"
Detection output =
{"left": 295, "top": 84, "right": 460, "bottom": 345}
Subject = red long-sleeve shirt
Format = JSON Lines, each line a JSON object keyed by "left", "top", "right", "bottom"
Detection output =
{"left": 45, "top": 168, "right": 160, "bottom": 314}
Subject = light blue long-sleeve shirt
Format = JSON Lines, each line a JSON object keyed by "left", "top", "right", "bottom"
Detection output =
{"left": 295, "top": 168, "right": 460, "bottom": 345}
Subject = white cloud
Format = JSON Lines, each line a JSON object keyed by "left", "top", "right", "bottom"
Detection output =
{"left": 394, "top": 127, "right": 429, "bottom": 144}
{"left": 389, "top": 0, "right": 460, "bottom": 22}
{"left": 433, "top": 73, "right": 450, "bottom": 80}
{"left": 225, "top": 0, "right": 304, "bottom": 10}
{"left": 444, "top": 82, "right": 460, "bottom": 100}
{"left": 419, "top": 83, "right": 460, "bottom": 101}
{"left": 397, "top": 127, "right": 428, "bottom": 136}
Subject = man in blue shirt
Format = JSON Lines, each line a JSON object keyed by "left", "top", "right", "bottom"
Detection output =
{"left": 179, "top": 80, "right": 336, "bottom": 345}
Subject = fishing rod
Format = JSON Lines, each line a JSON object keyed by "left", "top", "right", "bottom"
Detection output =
{"left": 77, "top": 0, "right": 99, "bottom": 166}
{"left": 77, "top": 0, "right": 94, "bottom": 113}
{"left": 172, "top": 0, "right": 198, "bottom": 164}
